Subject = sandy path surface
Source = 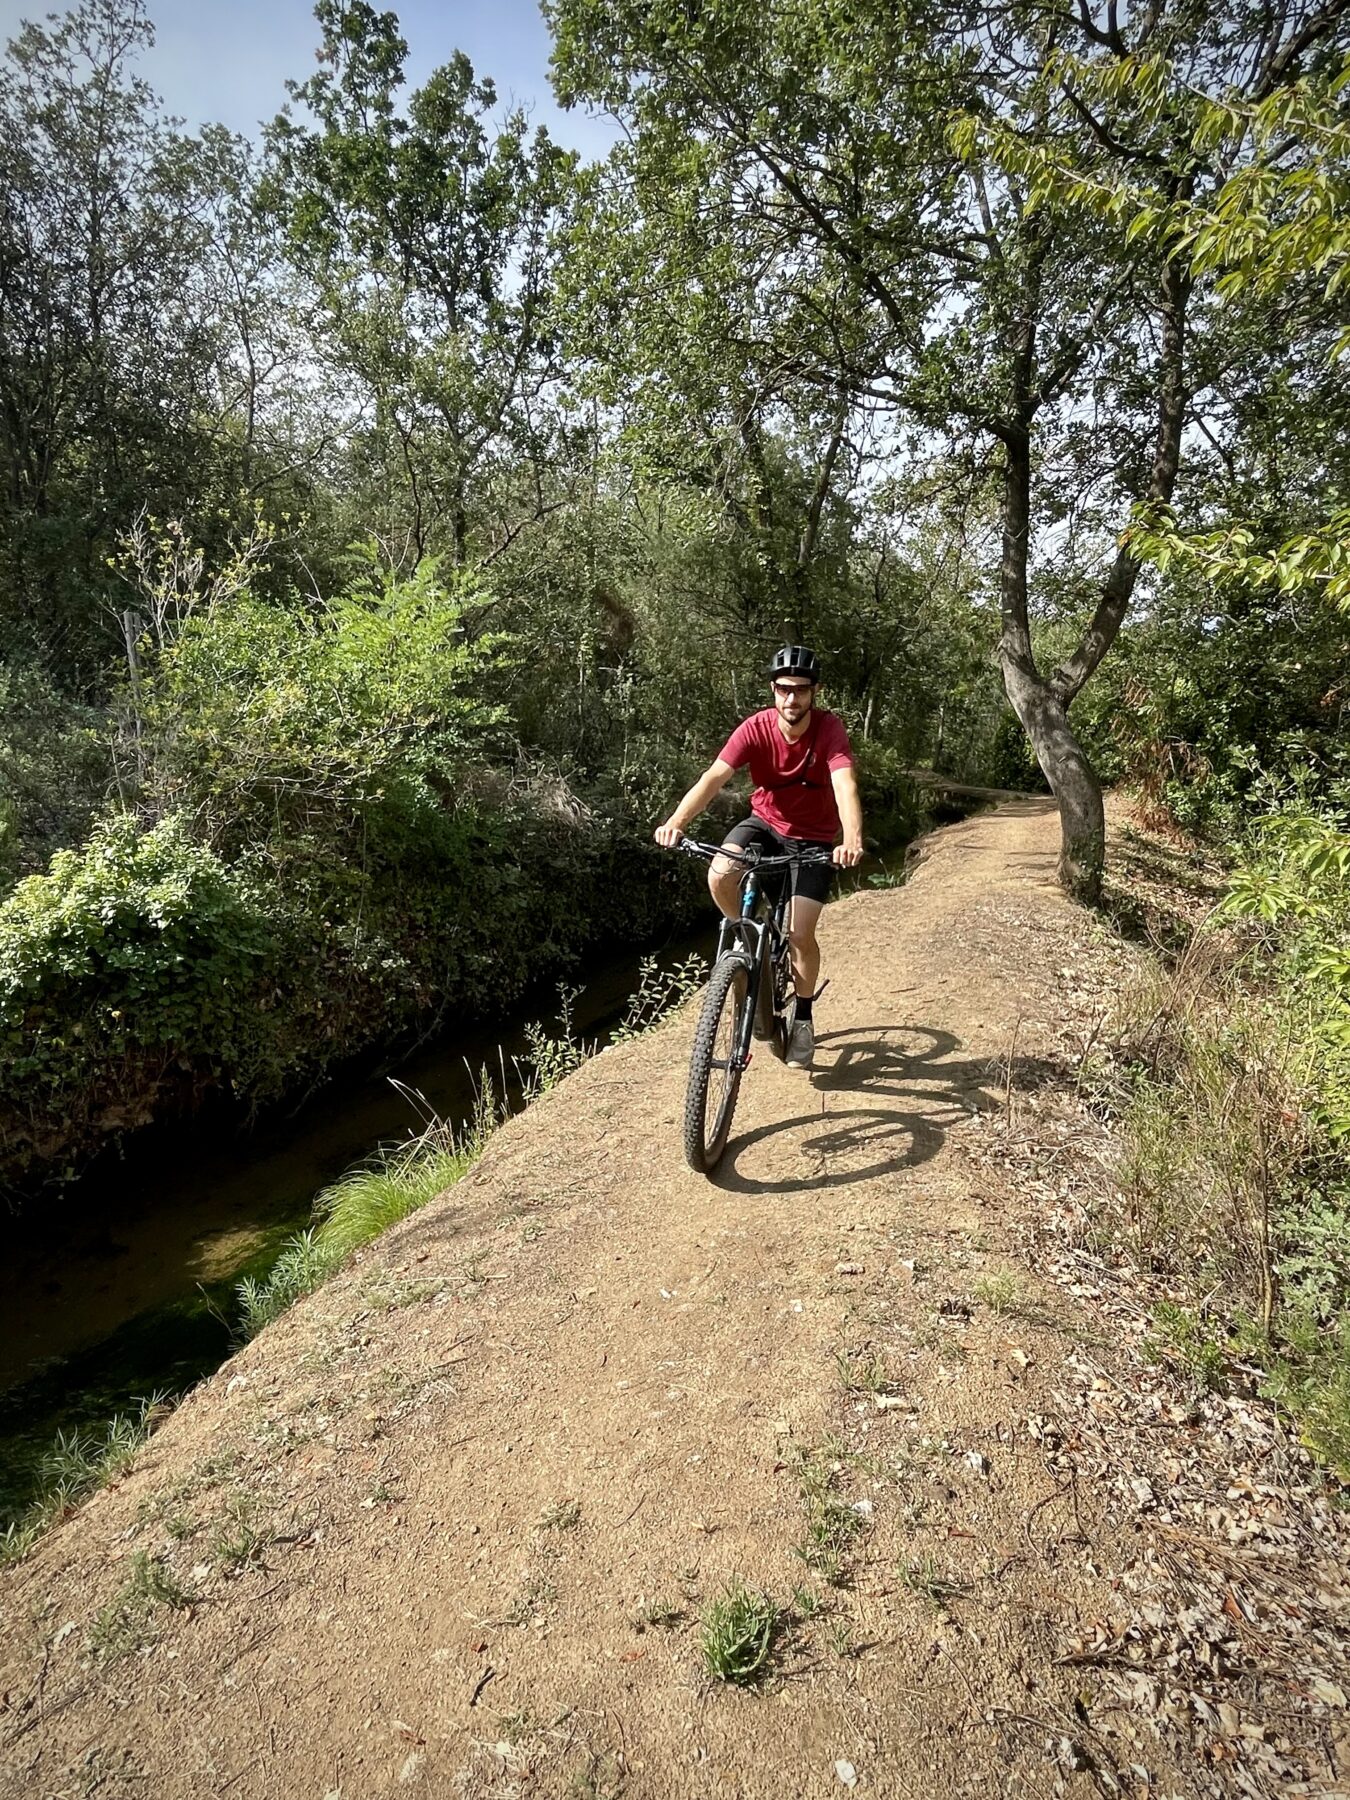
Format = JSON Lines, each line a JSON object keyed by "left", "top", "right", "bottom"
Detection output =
{"left": 0, "top": 802, "right": 1257, "bottom": 1797}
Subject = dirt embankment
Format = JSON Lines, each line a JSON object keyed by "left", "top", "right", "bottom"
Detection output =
{"left": 2, "top": 799, "right": 1347, "bottom": 1800}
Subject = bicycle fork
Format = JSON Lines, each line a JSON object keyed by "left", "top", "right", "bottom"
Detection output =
{"left": 715, "top": 906, "right": 764, "bottom": 1073}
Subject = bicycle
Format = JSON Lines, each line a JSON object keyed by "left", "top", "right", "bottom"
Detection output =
{"left": 673, "top": 837, "right": 836, "bottom": 1174}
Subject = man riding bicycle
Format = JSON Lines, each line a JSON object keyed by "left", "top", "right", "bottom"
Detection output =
{"left": 654, "top": 645, "right": 864, "bottom": 1071}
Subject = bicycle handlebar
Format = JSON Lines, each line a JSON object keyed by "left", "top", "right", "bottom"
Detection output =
{"left": 674, "top": 836, "right": 835, "bottom": 869}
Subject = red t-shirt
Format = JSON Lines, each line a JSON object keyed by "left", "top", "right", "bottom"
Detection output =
{"left": 717, "top": 708, "right": 854, "bottom": 841}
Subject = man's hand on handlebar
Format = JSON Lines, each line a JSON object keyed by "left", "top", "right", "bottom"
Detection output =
{"left": 654, "top": 821, "right": 685, "bottom": 849}
{"left": 832, "top": 840, "right": 865, "bottom": 869}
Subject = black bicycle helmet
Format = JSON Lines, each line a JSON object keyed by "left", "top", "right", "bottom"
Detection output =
{"left": 766, "top": 644, "right": 821, "bottom": 683}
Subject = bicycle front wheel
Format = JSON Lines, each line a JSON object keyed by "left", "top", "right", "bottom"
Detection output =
{"left": 683, "top": 953, "right": 752, "bottom": 1173}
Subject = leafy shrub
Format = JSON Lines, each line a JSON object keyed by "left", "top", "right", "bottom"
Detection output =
{"left": 0, "top": 812, "right": 276, "bottom": 1180}
{"left": 1073, "top": 571, "right": 1350, "bottom": 837}
{"left": 0, "top": 665, "right": 107, "bottom": 889}
{"left": 138, "top": 551, "right": 512, "bottom": 853}
{"left": 1220, "top": 801, "right": 1350, "bottom": 1131}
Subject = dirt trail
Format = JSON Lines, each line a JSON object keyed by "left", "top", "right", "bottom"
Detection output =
{"left": 1, "top": 801, "right": 1343, "bottom": 1799}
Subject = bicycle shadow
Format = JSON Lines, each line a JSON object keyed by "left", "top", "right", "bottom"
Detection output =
{"left": 710, "top": 1023, "right": 1001, "bottom": 1196}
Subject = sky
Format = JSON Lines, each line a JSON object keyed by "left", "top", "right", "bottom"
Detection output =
{"left": 0, "top": 0, "right": 621, "bottom": 158}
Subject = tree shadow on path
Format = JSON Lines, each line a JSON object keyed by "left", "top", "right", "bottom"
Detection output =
{"left": 711, "top": 1023, "right": 1012, "bottom": 1197}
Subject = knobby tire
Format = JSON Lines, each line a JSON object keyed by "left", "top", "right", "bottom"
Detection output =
{"left": 683, "top": 953, "right": 752, "bottom": 1174}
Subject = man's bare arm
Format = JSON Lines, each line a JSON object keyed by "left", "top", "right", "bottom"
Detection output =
{"left": 654, "top": 760, "right": 736, "bottom": 847}
{"left": 831, "top": 766, "right": 865, "bottom": 866}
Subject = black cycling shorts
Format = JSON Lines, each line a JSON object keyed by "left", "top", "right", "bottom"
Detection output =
{"left": 721, "top": 816, "right": 836, "bottom": 905}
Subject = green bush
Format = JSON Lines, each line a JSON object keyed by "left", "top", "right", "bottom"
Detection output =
{"left": 850, "top": 741, "right": 925, "bottom": 844}
{"left": 0, "top": 665, "right": 107, "bottom": 890}
{"left": 1072, "top": 576, "right": 1350, "bottom": 836}
{"left": 0, "top": 812, "right": 276, "bottom": 1180}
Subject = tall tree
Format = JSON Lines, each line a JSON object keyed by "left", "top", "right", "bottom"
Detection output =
{"left": 265, "top": 1, "right": 575, "bottom": 566}
{"left": 0, "top": 0, "right": 223, "bottom": 684}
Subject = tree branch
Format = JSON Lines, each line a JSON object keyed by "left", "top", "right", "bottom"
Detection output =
{"left": 798, "top": 398, "right": 848, "bottom": 568}
{"left": 1034, "top": 271, "right": 1133, "bottom": 409}
{"left": 1051, "top": 251, "right": 1191, "bottom": 706}
{"left": 1253, "top": 0, "right": 1350, "bottom": 100}
{"left": 1063, "top": 86, "right": 1169, "bottom": 168}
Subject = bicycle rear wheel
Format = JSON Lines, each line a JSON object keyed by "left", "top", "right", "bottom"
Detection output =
{"left": 683, "top": 953, "right": 752, "bottom": 1173}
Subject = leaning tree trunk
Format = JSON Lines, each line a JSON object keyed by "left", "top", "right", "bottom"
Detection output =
{"left": 994, "top": 245, "right": 1190, "bottom": 905}
{"left": 995, "top": 417, "right": 1108, "bottom": 902}
{"left": 1001, "top": 655, "right": 1105, "bottom": 901}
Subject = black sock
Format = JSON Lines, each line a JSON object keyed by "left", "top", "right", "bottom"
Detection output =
{"left": 795, "top": 994, "right": 814, "bottom": 1023}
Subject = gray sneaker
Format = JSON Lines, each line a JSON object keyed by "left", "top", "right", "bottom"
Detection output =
{"left": 785, "top": 1018, "right": 815, "bottom": 1070}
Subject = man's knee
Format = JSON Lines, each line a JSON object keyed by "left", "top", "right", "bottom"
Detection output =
{"left": 708, "top": 859, "right": 739, "bottom": 904}
{"left": 788, "top": 901, "right": 823, "bottom": 951}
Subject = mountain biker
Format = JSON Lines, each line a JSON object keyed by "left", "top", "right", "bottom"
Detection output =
{"left": 654, "top": 645, "right": 864, "bottom": 1071}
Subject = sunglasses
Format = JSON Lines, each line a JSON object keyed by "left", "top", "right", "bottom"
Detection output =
{"left": 772, "top": 680, "right": 816, "bottom": 697}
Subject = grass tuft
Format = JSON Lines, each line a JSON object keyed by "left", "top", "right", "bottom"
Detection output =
{"left": 834, "top": 1347, "right": 893, "bottom": 1393}
{"left": 790, "top": 1582, "right": 824, "bottom": 1619}
{"left": 1, "top": 1395, "right": 170, "bottom": 1568}
{"left": 234, "top": 1086, "right": 497, "bottom": 1342}
{"left": 896, "top": 1553, "right": 971, "bottom": 1610}
{"left": 538, "top": 1498, "right": 581, "bottom": 1531}
{"left": 210, "top": 1493, "right": 273, "bottom": 1573}
{"left": 235, "top": 1227, "right": 340, "bottom": 1339}
{"left": 89, "top": 1550, "right": 195, "bottom": 1661}
{"left": 794, "top": 1446, "right": 867, "bottom": 1584}
{"left": 698, "top": 1580, "right": 780, "bottom": 1686}
{"left": 972, "top": 1271, "right": 1021, "bottom": 1316}
{"left": 633, "top": 1595, "right": 685, "bottom": 1631}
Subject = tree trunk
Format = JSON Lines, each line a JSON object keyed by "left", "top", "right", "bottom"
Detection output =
{"left": 1002, "top": 655, "right": 1104, "bottom": 901}
{"left": 797, "top": 401, "right": 846, "bottom": 570}
{"left": 996, "top": 418, "right": 1105, "bottom": 901}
